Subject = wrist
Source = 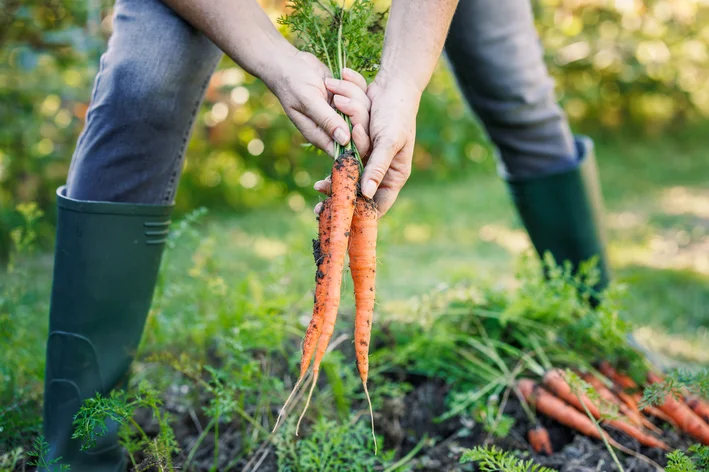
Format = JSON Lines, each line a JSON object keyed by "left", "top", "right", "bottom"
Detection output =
{"left": 249, "top": 38, "right": 298, "bottom": 90}
{"left": 372, "top": 70, "right": 424, "bottom": 104}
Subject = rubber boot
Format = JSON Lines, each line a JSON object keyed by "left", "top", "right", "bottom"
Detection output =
{"left": 42, "top": 187, "right": 172, "bottom": 472}
{"left": 506, "top": 136, "right": 610, "bottom": 299}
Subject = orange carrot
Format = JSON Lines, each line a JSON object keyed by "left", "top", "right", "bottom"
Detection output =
{"left": 273, "top": 199, "right": 332, "bottom": 431}
{"left": 580, "top": 373, "right": 661, "bottom": 434}
{"left": 598, "top": 364, "right": 676, "bottom": 426}
{"left": 349, "top": 195, "right": 378, "bottom": 450}
{"left": 518, "top": 379, "right": 613, "bottom": 443}
{"left": 645, "top": 371, "right": 709, "bottom": 445}
{"left": 543, "top": 370, "right": 669, "bottom": 450}
{"left": 598, "top": 361, "right": 638, "bottom": 392}
{"left": 528, "top": 424, "right": 552, "bottom": 455}
{"left": 297, "top": 151, "right": 359, "bottom": 434}
{"left": 653, "top": 390, "right": 709, "bottom": 445}
{"left": 686, "top": 395, "right": 709, "bottom": 424}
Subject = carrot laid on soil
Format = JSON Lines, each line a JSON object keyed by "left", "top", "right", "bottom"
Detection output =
{"left": 518, "top": 379, "right": 614, "bottom": 443}
{"left": 273, "top": 199, "right": 332, "bottom": 431}
{"left": 528, "top": 424, "right": 553, "bottom": 455}
{"left": 645, "top": 371, "right": 709, "bottom": 445}
{"left": 543, "top": 370, "right": 669, "bottom": 450}
{"left": 580, "top": 372, "right": 661, "bottom": 434}
{"left": 598, "top": 363, "right": 677, "bottom": 427}
{"left": 348, "top": 195, "right": 378, "bottom": 450}
{"left": 296, "top": 151, "right": 359, "bottom": 434}
{"left": 686, "top": 395, "right": 709, "bottom": 424}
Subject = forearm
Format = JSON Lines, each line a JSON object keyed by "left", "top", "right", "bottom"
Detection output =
{"left": 160, "top": 0, "right": 295, "bottom": 86}
{"left": 379, "top": 0, "right": 459, "bottom": 93}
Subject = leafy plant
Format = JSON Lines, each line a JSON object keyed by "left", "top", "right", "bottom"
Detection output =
{"left": 666, "top": 445, "right": 709, "bottom": 472}
{"left": 459, "top": 445, "right": 554, "bottom": 472}
{"left": 642, "top": 369, "right": 709, "bottom": 408}
{"left": 72, "top": 382, "right": 177, "bottom": 471}
{"left": 275, "top": 417, "right": 387, "bottom": 472}
{"left": 26, "top": 435, "right": 71, "bottom": 471}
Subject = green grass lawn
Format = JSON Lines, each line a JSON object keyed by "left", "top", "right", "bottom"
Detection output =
{"left": 2, "top": 129, "right": 708, "bottom": 469}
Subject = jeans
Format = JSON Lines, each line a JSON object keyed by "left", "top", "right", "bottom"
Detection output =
{"left": 66, "top": 0, "right": 577, "bottom": 205}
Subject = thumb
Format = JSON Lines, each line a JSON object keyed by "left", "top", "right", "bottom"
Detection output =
{"left": 360, "top": 138, "right": 401, "bottom": 198}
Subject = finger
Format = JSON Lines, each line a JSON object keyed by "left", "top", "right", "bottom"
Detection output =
{"left": 341, "top": 68, "right": 368, "bottom": 93}
{"left": 333, "top": 95, "right": 370, "bottom": 131}
{"left": 314, "top": 201, "right": 324, "bottom": 215}
{"left": 373, "top": 187, "right": 400, "bottom": 218}
{"left": 325, "top": 78, "right": 371, "bottom": 111}
{"left": 361, "top": 136, "right": 404, "bottom": 199}
{"left": 289, "top": 110, "right": 336, "bottom": 157}
{"left": 305, "top": 95, "right": 351, "bottom": 147}
{"left": 313, "top": 177, "right": 332, "bottom": 196}
{"left": 352, "top": 123, "right": 371, "bottom": 158}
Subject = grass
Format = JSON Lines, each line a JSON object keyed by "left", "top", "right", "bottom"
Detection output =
{"left": 1, "top": 129, "right": 708, "bottom": 469}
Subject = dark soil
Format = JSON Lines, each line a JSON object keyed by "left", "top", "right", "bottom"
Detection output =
{"left": 122, "top": 369, "right": 691, "bottom": 472}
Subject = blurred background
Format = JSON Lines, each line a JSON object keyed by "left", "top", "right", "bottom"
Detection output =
{"left": 2, "top": 0, "right": 709, "bottom": 258}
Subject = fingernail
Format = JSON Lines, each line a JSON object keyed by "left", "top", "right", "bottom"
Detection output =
{"left": 334, "top": 128, "right": 349, "bottom": 146}
{"left": 362, "top": 180, "right": 377, "bottom": 198}
{"left": 314, "top": 203, "right": 322, "bottom": 215}
{"left": 333, "top": 95, "right": 350, "bottom": 106}
{"left": 313, "top": 180, "right": 325, "bottom": 190}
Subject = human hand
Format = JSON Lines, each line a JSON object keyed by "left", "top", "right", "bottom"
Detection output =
{"left": 312, "top": 68, "right": 373, "bottom": 210}
{"left": 357, "top": 73, "right": 422, "bottom": 217}
{"left": 264, "top": 50, "right": 355, "bottom": 156}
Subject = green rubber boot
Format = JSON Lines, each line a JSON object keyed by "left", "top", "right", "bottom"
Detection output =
{"left": 42, "top": 187, "right": 172, "bottom": 472}
{"left": 506, "top": 136, "right": 610, "bottom": 299}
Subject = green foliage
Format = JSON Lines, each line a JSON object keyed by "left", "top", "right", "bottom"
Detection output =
{"left": 460, "top": 446, "right": 554, "bottom": 472}
{"left": 275, "top": 417, "right": 386, "bottom": 472}
{"left": 72, "top": 382, "right": 177, "bottom": 471}
{"left": 666, "top": 445, "right": 709, "bottom": 472}
{"left": 278, "top": 0, "right": 385, "bottom": 78}
{"left": 0, "top": 203, "right": 46, "bottom": 448}
{"left": 535, "top": 0, "right": 709, "bottom": 129}
{"left": 642, "top": 368, "right": 709, "bottom": 408}
{"left": 26, "top": 435, "right": 71, "bottom": 471}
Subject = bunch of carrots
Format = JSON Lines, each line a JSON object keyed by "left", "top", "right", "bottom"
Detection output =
{"left": 519, "top": 363, "right": 709, "bottom": 456}
{"left": 273, "top": 150, "right": 378, "bottom": 447}
{"left": 272, "top": 0, "right": 384, "bottom": 450}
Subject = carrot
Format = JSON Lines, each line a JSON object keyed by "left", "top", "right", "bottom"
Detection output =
{"left": 296, "top": 151, "right": 359, "bottom": 434}
{"left": 580, "top": 372, "right": 661, "bottom": 434}
{"left": 528, "top": 424, "right": 552, "bottom": 455}
{"left": 645, "top": 371, "right": 709, "bottom": 445}
{"left": 653, "top": 390, "right": 709, "bottom": 445}
{"left": 518, "top": 379, "right": 613, "bottom": 443}
{"left": 686, "top": 395, "right": 709, "bottom": 424}
{"left": 273, "top": 199, "right": 332, "bottom": 431}
{"left": 543, "top": 370, "right": 669, "bottom": 450}
{"left": 598, "top": 363, "right": 676, "bottom": 426}
{"left": 349, "top": 195, "right": 378, "bottom": 450}
{"left": 598, "top": 361, "right": 638, "bottom": 392}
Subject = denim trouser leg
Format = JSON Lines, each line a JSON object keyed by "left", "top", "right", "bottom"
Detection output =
{"left": 445, "top": 0, "right": 578, "bottom": 180}
{"left": 66, "top": 0, "right": 223, "bottom": 204}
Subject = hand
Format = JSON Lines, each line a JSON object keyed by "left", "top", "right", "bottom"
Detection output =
{"left": 263, "top": 50, "right": 353, "bottom": 156}
{"left": 312, "top": 68, "right": 373, "bottom": 211}
{"left": 359, "top": 73, "right": 422, "bottom": 217}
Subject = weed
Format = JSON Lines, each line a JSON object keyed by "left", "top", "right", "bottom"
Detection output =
{"left": 666, "top": 445, "right": 709, "bottom": 472}
{"left": 459, "top": 445, "right": 554, "bottom": 472}
{"left": 275, "top": 417, "right": 387, "bottom": 472}
{"left": 26, "top": 435, "right": 71, "bottom": 471}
